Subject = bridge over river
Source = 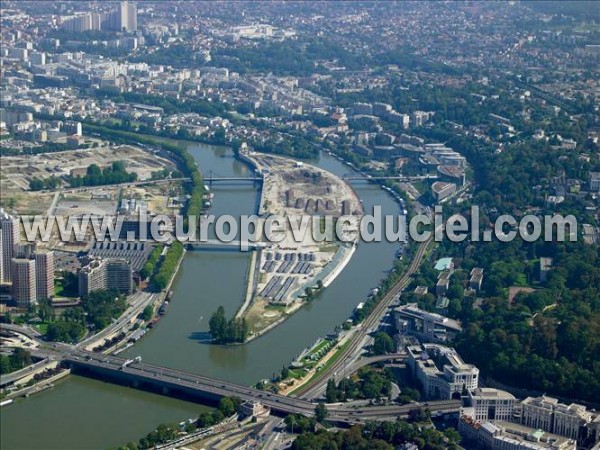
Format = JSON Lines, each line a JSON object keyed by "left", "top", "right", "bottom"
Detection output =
{"left": 49, "top": 347, "right": 460, "bottom": 424}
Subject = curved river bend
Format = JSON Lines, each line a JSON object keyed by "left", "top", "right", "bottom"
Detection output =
{"left": 0, "top": 143, "right": 401, "bottom": 449}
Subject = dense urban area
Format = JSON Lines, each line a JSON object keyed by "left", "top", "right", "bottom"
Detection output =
{"left": 0, "top": 1, "right": 599, "bottom": 450}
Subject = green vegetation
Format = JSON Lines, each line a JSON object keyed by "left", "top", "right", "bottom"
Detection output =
{"left": 82, "top": 289, "right": 128, "bottom": 331}
{"left": 371, "top": 331, "right": 395, "bottom": 355}
{"left": 29, "top": 176, "right": 61, "bottom": 191}
{"left": 150, "top": 242, "right": 184, "bottom": 291}
{"left": 46, "top": 321, "right": 85, "bottom": 343}
{"left": 314, "top": 403, "right": 328, "bottom": 423}
{"left": 325, "top": 366, "right": 393, "bottom": 402}
{"left": 208, "top": 306, "right": 249, "bottom": 344}
{"left": 69, "top": 162, "right": 137, "bottom": 187}
{"left": 285, "top": 414, "right": 316, "bottom": 434}
{"left": 140, "top": 245, "right": 163, "bottom": 280}
{"left": 141, "top": 305, "right": 154, "bottom": 322}
{"left": 0, "top": 348, "right": 33, "bottom": 375}
{"left": 290, "top": 420, "right": 459, "bottom": 450}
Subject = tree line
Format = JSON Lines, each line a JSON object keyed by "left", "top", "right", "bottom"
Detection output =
{"left": 208, "top": 306, "right": 249, "bottom": 344}
{"left": 150, "top": 242, "right": 184, "bottom": 291}
{"left": 69, "top": 161, "right": 137, "bottom": 187}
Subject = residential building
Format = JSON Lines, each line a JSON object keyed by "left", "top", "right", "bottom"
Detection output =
{"left": 394, "top": 303, "right": 462, "bottom": 343}
{"left": 406, "top": 343, "right": 479, "bottom": 400}
{"left": 103, "top": 1, "right": 137, "bottom": 32}
{"left": 0, "top": 211, "right": 20, "bottom": 283}
{"left": 79, "top": 258, "right": 132, "bottom": 296}
{"left": 35, "top": 250, "right": 54, "bottom": 301}
{"left": 11, "top": 258, "right": 36, "bottom": 308}
{"left": 590, "top": 172, "right": 600, "bottom": 193}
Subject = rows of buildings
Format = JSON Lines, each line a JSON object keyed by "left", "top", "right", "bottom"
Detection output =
{"left": 393, "top": 302, "right": 599, "bottom": 449}
{"left": 0, "top": 210, "right": 133, "bottom": 308}
{"left": 61, "top": 1, "right": 137, "bottom": 33}
{"left": 1, "top": 211, "right": 54, "bottom": 308}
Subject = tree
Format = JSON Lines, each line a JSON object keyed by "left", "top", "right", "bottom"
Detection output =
{"left": 372, "top": 332, "right": 394, "bottom": 355}
{"left": 141, "top": 305, "right": 154, "bottom": 321}
{"left": 325, "top": 378, "right": 338, "bottom": 403}
{"left": 218, "top": 397, "right": 236, "bottom": 416}
{"left": 208, "top": 306, "right": 248, "bottom": 344}
{"left": 209, "top": 306, "right": 227, "bottom": 342}
{"left": 281, "top": 366, "right": 290, "bottom": 379}
{"left": 315, "top": 403, "right": 328, "bottom": 423}
{"left": 444, "top": 427, "right": 462, "bottom": 443}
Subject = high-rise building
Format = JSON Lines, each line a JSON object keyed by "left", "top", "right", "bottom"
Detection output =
{"left": 62, "top": 12, "right": 103, "bottom": 32}
{"left": 14, "top": 242, "right": 36, "bottom": 259}
{"left": 0, "top": 211, "right": 20, "bottom": 283}
{"left": 0, "top": 234, "right": 3, "bottom": 283}
{"left": 35, "top": 250, "right": 54, "bottom": 301}
{"left": 79, "top": 258, "right": 132, "bottom": 296}
{"left": 11, "top": 258, "right": 36, "bottom": 308}
{"left": 103, "top": 1, "right": 137, "bottom": 32}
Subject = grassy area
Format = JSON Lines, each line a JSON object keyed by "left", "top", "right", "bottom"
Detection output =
{"left": 301, "top": 338, "right": 335, "bottom": 363}
{"left": 31, "top": 322, "right": 50, "bottom": 335}
{"left": 515, "top": 273, "right": 528, "bottom": 286}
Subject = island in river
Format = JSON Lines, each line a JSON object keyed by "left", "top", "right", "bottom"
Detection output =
{"left": 234, "top": 149, "right": 364, "bottom": 341}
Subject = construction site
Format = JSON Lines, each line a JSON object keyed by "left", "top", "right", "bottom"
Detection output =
{"left": 237, "top": 151, "right": 363, "bottom": 338}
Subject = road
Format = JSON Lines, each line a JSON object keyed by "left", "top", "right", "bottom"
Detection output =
{"left": 77, "top": 291, "right": 158, "bottom": 351}
{"left": 294, "top": 237, "right": 432, "bottom": 399}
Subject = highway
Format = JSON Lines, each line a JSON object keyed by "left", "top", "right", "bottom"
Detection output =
{"left": 294, "top": 236, "right": 433, "bottom": 399}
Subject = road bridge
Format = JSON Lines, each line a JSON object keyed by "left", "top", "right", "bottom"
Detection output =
{"left": 60, "top": 349, "right": 459, "bottom": 424}
{"left": 187, "top": 239, "right": 267, "bottom": 251}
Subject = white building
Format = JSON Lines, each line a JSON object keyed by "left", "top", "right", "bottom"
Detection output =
{"left": 463, "top": 388, "right": 517, "bottom": 423}
{"left": 79, "top": 258, "right": 132, "bottom": 296}
{"left": 406, "top": 343, "right": 479, "bottom": 400}
{"left": 459, "top": 416, "right": 577, "bottom": 450}
{"left": 522, "top": 396, "right": 595, "bottom": 442}
{"left": 35, "top": 250, "right": 54, "bottom": 301}
{"left": 0, "top": 211, "right": 20, "bottom": 283}
{"left": 11, "top": 258, "right": 36, "bottom": 308}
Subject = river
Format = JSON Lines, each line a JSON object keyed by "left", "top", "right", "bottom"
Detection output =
{"left": 0, "top": 143, "right": 401, "bottom": 449}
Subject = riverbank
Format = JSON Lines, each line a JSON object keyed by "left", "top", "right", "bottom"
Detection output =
{"left": 236, "top": 150, "right": 363, "bottom": 342}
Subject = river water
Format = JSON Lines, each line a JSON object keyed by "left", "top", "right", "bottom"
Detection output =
{"left": 0, "top": 143, "right": 401, "bottom": 449}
